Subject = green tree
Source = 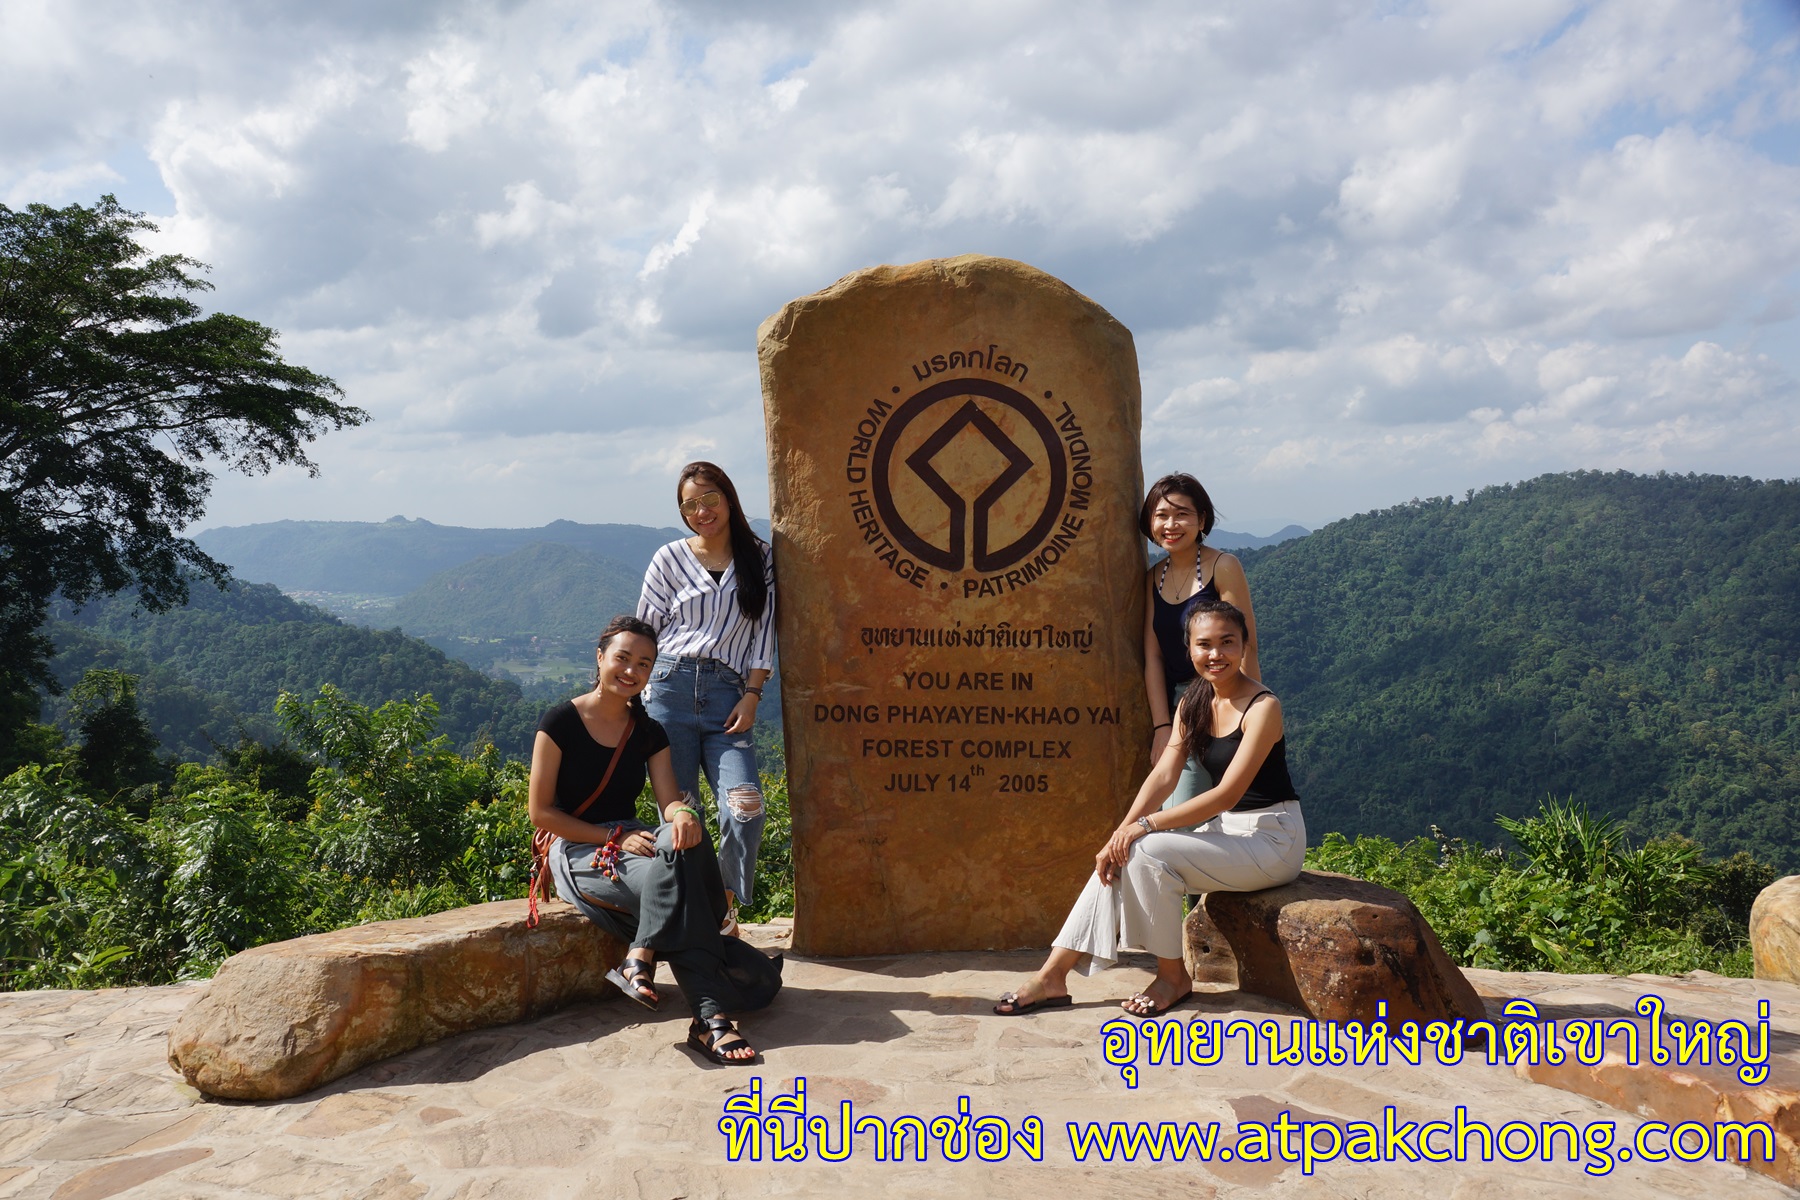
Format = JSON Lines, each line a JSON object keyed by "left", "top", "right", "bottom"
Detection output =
{"left": 67, "top": 668, "right": 166, "bottom": 807}
{"left": 0, "top": 195, "right": 365, "bottom": 748}
{"left": 278, "top": 686, "right": 492, "bottom": 887}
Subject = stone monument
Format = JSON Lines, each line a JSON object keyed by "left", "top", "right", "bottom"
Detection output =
{"left": 760, "top": 255, "right": 1149, "bottom": 956}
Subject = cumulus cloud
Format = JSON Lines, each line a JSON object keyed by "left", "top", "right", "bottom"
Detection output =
{"left": 1, "top": 0, "right": 1795, "bottom": 532}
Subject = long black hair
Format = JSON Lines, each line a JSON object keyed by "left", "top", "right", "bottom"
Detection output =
{"left": 1138, "top": 472, "right": 1217, "bottom": 542}
{"left": 677, "top": 460, "right": 769, "bottom": 621}
{"left": 594, "top": 613, "right": 657, "bottom": 719}
{"left": 1173, "top": 600, "right": 1251, "bottom": 765}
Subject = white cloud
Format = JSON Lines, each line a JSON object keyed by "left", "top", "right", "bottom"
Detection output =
{"left": 403, "top": 39, "right": 493, "bottom": 153}
{"left": 0, "top": 0, "right": 1793, "bottom": 534}
{"left": 2, "top": 161, "right": 120, "bottom": 208}
{"left": 639, "top": 191, "right": 713, "bottom": 278}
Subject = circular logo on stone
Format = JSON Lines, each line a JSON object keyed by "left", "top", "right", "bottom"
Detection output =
{"left": 871, "top": 378, "right": 1068, "bottom": 573}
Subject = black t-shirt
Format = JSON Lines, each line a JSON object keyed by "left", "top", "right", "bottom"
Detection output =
{"left": 536, "top": 701, "right": 670, "bottom": 826}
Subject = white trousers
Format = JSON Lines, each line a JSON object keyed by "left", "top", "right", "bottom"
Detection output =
{"left": 1053, "top": 801, "right": 1305, "bottom": 974}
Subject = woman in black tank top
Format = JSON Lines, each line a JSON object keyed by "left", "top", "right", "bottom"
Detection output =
{"left": 995, "top": 600, "right": 1303, "bottom": 1020}
{"left": 1140, "top": 474, "right": 1261, "bottom": 766}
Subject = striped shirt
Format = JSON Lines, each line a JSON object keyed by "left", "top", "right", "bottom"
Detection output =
{"left": 636, "top": 538, "right": 777, "bottom": 676}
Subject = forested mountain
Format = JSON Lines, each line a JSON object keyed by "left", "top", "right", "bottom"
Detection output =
{"left": 1244, "top": 471, "right": 1800, "bottom": 868}
{"left": 47, "top": 581, "right": 544, "bottom": 760}
{"left": 194, "top": 516, "right": 682, "bottom": 594}
{"left": 47, "top": 471, "right": 1794, "bottom": 870}
{"left": 388, "top": 542, "right": 643, "bottom": 640}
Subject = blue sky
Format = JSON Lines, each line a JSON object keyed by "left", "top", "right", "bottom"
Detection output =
{"left": 4, "top": 0, "right": 1797, "bottom": 533}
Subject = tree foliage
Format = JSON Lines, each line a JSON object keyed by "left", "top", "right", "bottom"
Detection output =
{"left": 67, "top": 667, "right": 167, "bottom": 805}
{"left": 1307, "top": 797, "right": 1769, "bottom": 976}
{"left": 0, "top": 195, "right": 364, "bottom": 739}
{"left": 0, "top": 679, "right": 808, "bottom": 990}
{"left": 279, "top": 686, "right": 501, "bottom": 887}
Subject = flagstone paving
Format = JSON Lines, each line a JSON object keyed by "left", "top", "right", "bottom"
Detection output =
{"left": 1, "top": 924, "right": 1792, "bottom": 1198}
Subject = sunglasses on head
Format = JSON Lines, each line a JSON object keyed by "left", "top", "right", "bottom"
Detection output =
{"left": 680, "top": 489, "right": 723, "bottom": 516}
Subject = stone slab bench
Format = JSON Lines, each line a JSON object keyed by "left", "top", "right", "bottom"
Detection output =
{"left": 167, "top": 899, "right": 624, "bottom": 1101}
{"left": 1183, "top": 870, "right": 1486, "bottom": 1023}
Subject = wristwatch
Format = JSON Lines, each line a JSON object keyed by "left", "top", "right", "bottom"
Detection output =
{"left": 1137, "top": 815, "right": 1155, "bottom": 834}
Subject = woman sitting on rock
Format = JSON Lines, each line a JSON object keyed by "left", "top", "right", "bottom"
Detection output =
{"left": 994, "top": 600, "right": 1303, "bottom": 1018}
{"left": 529, "top": 614, "right": 781, "bottom": 1064}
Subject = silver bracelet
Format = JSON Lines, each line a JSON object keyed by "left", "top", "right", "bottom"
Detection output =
{"left": 1137, "top": 815, "right": 1155, "bottom": 834}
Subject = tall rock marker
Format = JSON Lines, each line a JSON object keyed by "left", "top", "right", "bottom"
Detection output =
{"left": 760, "top": 255, "right": 1150, "bottom": 955}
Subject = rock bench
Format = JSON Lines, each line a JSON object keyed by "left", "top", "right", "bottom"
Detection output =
{"left": 1753, "top": 875, "right": 1800, "bottom": 984}
{"left": 167, "top": 899, "right": 624, "bottom": 1101}
{"left": 1182, "top": 870, "right": 1486, "bottom": 1022}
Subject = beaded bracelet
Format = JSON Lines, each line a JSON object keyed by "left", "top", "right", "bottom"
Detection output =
{"left": 669, "top": 805, "right": 702, "bottom": 822}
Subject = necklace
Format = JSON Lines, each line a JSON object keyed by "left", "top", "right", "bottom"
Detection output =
{"left": 1158, "top": 550, "right": 1202, "bottom": 601}
{"left": 690, "top": 538, "right": 731, "bottom": 571}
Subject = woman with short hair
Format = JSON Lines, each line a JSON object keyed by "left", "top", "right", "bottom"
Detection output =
{"left": 1140, "top": 473, "right": 1260, "bottom": 808}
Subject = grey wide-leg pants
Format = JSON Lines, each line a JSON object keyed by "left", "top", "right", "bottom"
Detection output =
{"left": 549, "top": 822, "right": 782, "bottom": 1021}
{"left": 1053, "top": 801, "right": 1305, "bottom": 975}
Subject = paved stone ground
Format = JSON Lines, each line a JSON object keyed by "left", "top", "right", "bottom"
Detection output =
{"left": 1, "top": 924, "right": 1792, "bottom": 1198}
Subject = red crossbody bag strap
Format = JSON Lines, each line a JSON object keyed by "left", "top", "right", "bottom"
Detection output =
{"left": 528, "top": 715, "right": 636, "bottom": 927}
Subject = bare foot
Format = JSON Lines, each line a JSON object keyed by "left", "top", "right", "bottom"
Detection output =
{"left": 1120, "top": 977, "right": 1192, "bottom": 1016}
{"left": 689, "top": 1018, "right": 757, "bottom": 1063}
{"left": 993, "top": 979, "right": 1072, "bottom": 1015}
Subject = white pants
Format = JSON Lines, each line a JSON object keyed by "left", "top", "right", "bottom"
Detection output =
{"left": 1053, "top": 801, "right": 1305, "bottom": 974}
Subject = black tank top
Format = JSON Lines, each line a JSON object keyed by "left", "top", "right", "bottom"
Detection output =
{"left": 1152, "top": 555, "right": 1222, "bottom": 693}
{"left": 1197, "top": 691, "right": 1300, "bottom": 811}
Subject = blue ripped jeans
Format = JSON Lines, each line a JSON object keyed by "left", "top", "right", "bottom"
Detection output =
{"left": 642, "top": 655, "right": 766, "bottom": 903}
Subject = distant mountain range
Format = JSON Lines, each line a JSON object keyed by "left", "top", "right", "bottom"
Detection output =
{"left": 193, "top": 517, "right": 684, "bottom": 595}
{"left": 388, "top": 542, "right": 644, "bottom": 641}
{"left": 196, "top": 516, "right": 1307, "bottom": 599}
{"left": 196, "top": 515, "right": 1313, "bottom": 648}
{"left": 1211, "top": 524, "right": 1310, "bottom": 551}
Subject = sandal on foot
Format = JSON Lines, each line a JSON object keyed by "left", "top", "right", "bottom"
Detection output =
{"left": 720, "top": 902, "right": 740, "bottom": 939}
{"left": 605, "top": 957, "right": 659, "bottom": 1010}
{"left": 993, "top": 991, "right": 1074, "bottom": 1017}
{"left": 688, "top": 1017, "right": 759, "bottom": 1065}
{"left": 1121, "top": 989, "right": 1192, "bottom": 1017}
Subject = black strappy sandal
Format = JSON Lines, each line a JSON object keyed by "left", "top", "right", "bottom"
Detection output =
{"left": 605, "top": 957, "right": 659, "bottom": 1010}
{"left": 687, "top": 1016, "right": 759, "bottom": 1065}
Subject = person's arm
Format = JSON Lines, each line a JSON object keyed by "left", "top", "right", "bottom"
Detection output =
{"left": 635, "top": 546, "right": 675, "bottom": 635}
{"left": 650, "top": 746, "right": 704, "bottom": 850}
{"left": 527, "top": 731, "right": 630, "bottom": 845}
{"left": 1099, "top": 695, "right": 1284, "bottom": 881}
{"left": 724, "top": 667, "right": 770, "bottom": 734}
{"left": 1142, "top": 569, "right": 1173, "bottom": 761}
{"left": 1095, "top": 707, "right": 1192, "bottom": 883}
{"left": 1211, "top": 551, "right": 1259, "bottom": 681}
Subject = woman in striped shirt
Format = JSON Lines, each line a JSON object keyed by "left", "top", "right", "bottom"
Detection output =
{"left": 637, "top": 461, "right": 776, "bottom": 935}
